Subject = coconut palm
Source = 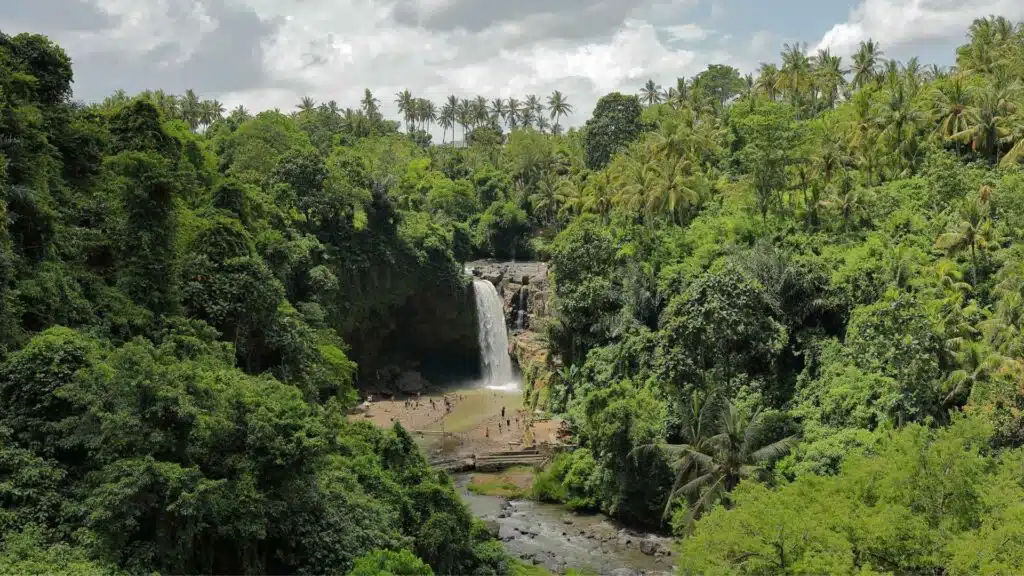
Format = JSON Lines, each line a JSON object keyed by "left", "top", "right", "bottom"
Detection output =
{"left": 506, "top": 97, "right": 521, "bottom": 128}
{"left": 297, "top": 96, "right": 317, "bottom": 113}
{"left": 583, "top": 172, "right": 614, "bottom": 223}
{"left": 931, "top": 74, "right": 971, "bottom": 148}
{"left": 936, "top": 193, "right": 995, "bottom": 286}
{"left": 439, "top": 101, "right": 455, "bottom": 144}
{"left": 851, "top": 39, "right": 884, "bottom": 89}
{"left": 181, "top": 89, "right": 202, "bottom": 131}
{"left": 536, "top": 115, "right": 551, "bottom": 134}
{"left": 526, "top": 94, "right": 544, "bottom": 119}
{"left": 779, "top": 43, "right": 813, "bottom": 109}
{"left": 456, "top": 98, "right": 473, "bottom": 141}
{"left": 395, "top": 89, "right": 415, "bottom": 132}
{"left": 942, "top": 341, "right": 1005, "bottom": 409}
{"left": 473, "top": 95, "right": 490, "bottom": 127}
{"left": 640, "top": 79, "right": 663, "bottom": 106}
{"left": 360, "top": 89, "right": 380, "bottom": 119}
{"left": 632, "top": 397, "right": 797, "bottom": 528}
{"left": 953, "top": 84, "right": 1013, "bottom": 163}
{"left": 755, "top": 63, "right": 781, "bottom": 101}
{"left": 813, "top": 48, "right": 847, "bottom": 110}
{"left": 490, "top": 98, "right": 507, "bottom": 128}
{"left": 547, "top": 90, "right": 573, "bottom": 133}
{"left": 418, "top": 98, "right": 437, "bottom": 134}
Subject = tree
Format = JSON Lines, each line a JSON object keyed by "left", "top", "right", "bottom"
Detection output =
{"left": 547, "top": 90, "right": 573, "bottom": 132}
{"left": 936, "top": 193, "right": 995, "bottom": 287}
{"left": 297, "top": 96, "right": 317, "bottom": 113}
{"left": 583, "top": 92, "right": 645, "bottom": 169}
{"left": 640, "top": 79, "right": 663, "bottom": 106}
{"left": 694, "top": 64, "right": 746, "bottom": 106}
{"left": 852, "top": 39, "right": 884, "bottom": 88}
{"left": 395, "top": 89, "right": 414, "bottom": 132}
{"left": 755, "top": 63, "right": 781, "bottom": 101}
{"left": 735, "top": 102, "right": 799, "bottom": 220}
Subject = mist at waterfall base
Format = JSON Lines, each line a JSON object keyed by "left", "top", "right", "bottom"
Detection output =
{"left": 470, "top": 277, "right": 520, "bottom": 391}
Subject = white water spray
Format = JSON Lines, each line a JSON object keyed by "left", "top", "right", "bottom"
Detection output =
{"left": 470, "top": 278, "right": 517, "bottom": 390}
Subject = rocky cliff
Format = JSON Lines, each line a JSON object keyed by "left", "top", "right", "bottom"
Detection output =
{"left": 467, "top": 260, "right": 554, "bottom": 409}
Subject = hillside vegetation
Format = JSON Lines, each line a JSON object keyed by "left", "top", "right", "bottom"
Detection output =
{"left": 3, "top": 14, "right": 1024, "bottom": 576}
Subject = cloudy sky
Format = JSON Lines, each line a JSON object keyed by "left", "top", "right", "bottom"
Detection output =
{"left": 3, "top": 0, "right": 1023, "bottom": 130}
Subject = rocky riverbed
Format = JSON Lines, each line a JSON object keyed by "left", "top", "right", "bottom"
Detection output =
{"left": 455, "top": 475, "right": 675, "bottom": 575}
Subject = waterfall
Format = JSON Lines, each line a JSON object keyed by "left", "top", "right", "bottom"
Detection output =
{"left": 471, "top": 278, "right": 516, "bottom": 390}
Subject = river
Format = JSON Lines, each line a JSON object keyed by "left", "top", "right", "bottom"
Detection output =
{"left": 454, "top": 474, "right": 675, "bottom": 575}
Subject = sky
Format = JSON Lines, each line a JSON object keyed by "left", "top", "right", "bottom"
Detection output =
{"left": 2, "top": 0, "right": 1024, "bottom": 132}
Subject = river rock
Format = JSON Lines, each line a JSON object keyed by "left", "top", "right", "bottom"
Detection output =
{"left": 639, "top": 538, "right": 659, "bottom": 556}
{"left": 395, "top": 371, "right": 430, "bottom": 393}
{"left": 562, "top": 515, "right": 574, "bottom": 525}
{"left": 482, "top": 520, "right": 500, "bottom": 538}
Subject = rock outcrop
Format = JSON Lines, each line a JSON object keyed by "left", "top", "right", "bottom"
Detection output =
{"left": 466, "top": 260, "right": 549, "bottom": 332}
{"left": 466, "top": 259, "right": 555, "bottom": 410}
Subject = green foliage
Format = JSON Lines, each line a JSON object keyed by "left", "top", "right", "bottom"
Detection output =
{"left": 680, "top": 417, "right": 1018, "bottom": 575}
{"left": 349, "top": 549, "right": 433, "bottom": 576}
{"left": 583, "top": 93, "right": 645, "bottom": 169}
{"left": 477, "top": 200, "right": 530, "bottom": 259}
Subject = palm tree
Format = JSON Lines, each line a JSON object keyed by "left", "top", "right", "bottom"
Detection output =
{"left": 936, "top": 193, "right": 995, "bottom": 286}
{"left": 297, "top": 96, "right": 317, "bottom": 113}
{"left": 942, "top": 341, "right": 1004, "bottom": 409}
{"left": 361, "top": 89, "right": 380, "bottom": 119}
{"left": 640, "top": 79, "right": 663, "bottom": 106}
{"left": 583, "top": 172, "right": 614, "bottom": 223}
{"left": 439, "top": 101, "right": 455, "bottom": 144}
{"left": 633, "top": 398, "right": 797, "bottom": 529}
{"left": 490, "top": 98, "right": 507, "bottom": 128}
{"left": 851, "top": 39, "right": 884, "bottom": 89}
{"left": 473, "top": 95, "right": 490, "bottom": 128}
{"left": 877, "top": 83, "right": 923, "bottom": 172}
{"left": 813, "top": 48, "right": 847, "bottom": 110}
{"left": 931, "top": 74, "right": 971, "bottom": 148}
{"left": 395, "top": 89, "right": 415, "bottom": 132}
{"left": 230, "top": 105, "right": 250, "bottom": 121}
{"left": 779, "top": 43, "right": 812, "bottom": 111}
{"left": 547, "top": 90, "right": 573, "bottom": 133}
{"left": 443, "top": 95, "right": 459, "bottom": 142}
{"left": 526, "top": 94, "right": 544, "bottom": 119}
{"left": 456, "top": 98, "right": 473, "bottom": 142}
{"left": 536, "top": 115, "right": 551, "bottom": 134}
{"left": 520, "top": 106, "right": 536, "bottom": 129}
{"left": 953, "top": 84, "right": 1013, "bottom": 163}
{"left": 506, "top": 97, "right": 521, "bottom": 129}
{"left": 755, "top": 63, "right": 781, "bottom": 101}
{"left": 419, "top": 98, "right": 437, "bottom": 134}
{"left": 181, "top": 89, "right": 202, "bottom": 131}
{"left": 530, "top": 175, "right": 560, "bottom": 225}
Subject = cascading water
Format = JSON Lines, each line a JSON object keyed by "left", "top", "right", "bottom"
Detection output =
{"left": 470, "top": 278, "right": 517, "bottom": 390}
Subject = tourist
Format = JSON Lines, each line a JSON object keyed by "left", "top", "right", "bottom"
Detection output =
{"left": 501, "top": 406, "right": 505, "bottom": 418}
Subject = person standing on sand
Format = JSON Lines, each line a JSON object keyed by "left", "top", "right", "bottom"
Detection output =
{"left": 501, "top": 406, "right": 505, "bottom": 418}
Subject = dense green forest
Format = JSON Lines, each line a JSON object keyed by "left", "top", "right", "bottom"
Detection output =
{"left": 4, "top": 13, "right": 1024, "bottom": 576}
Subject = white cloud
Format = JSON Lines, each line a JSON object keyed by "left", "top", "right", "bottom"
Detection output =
{"left": 664, "top": 23, "right": 712, "bottom": 42}
{"left": 72, "top": 0, "right": 217, "bottom": 64}
{"left": 814, "top": 0, "right": 1024, "bottom": 56}
{"left": 216, "top": 2, "right": 716, "bottom": 131}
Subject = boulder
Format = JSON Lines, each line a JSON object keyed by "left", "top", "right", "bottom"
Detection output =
{"left": 639, "top": 538, "right": 659, "bottom": 556}
{"left": 395, "top": 371, "right": 430, "bottom": 394}
{"left": 482, "top": 520, "right": 500, "bottom": 538}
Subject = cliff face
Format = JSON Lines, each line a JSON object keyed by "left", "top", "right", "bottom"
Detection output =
{"left": 467, "top": 260, "right": 554, "bottom": 409}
